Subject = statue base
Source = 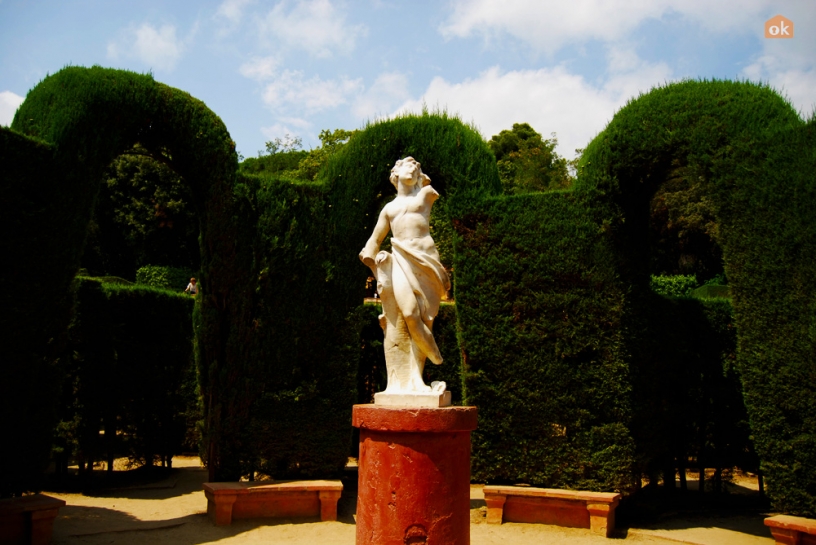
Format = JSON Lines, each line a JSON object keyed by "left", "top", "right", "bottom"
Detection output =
{"left": 353, "top": 404, "right": 477, "bottom": 545}
{"left": 373, "top": 390, "right": 452, "bottom": 407}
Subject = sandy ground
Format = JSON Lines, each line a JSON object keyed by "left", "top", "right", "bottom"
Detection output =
{"left": 45, "top": 457, "right": 775, "bottom": 545}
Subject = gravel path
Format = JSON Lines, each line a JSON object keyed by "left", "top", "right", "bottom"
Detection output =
{"left": 45, "top": 457, "right": 773, "bottom": 545}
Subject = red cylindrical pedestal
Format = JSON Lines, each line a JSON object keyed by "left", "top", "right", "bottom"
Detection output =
{"left": 353, "top": 404, "right": 478, "bottom": 545}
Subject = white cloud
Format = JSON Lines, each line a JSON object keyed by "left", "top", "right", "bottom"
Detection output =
{"left": 107, "top": 23, "right": 190, "bottom": 72}
{"left": 216, "top": 0, "right": 254, "bottom": 24}
{"left": 741, "top": 4, "right": 816, "bottom": 117}
{"left": 261, "top": 118, "right": 312, "bottom": 140}
{"left": 394, "top": 58, "right": 673, "bottom": 158}
{"left": 440, "top": 0, "right": 775, "bottom": 55}
{"left": 261, "top": 70, "right": 364, "bottom": 115}
{"left": 239, "top": 56, "right": 280, "bottom": 81}
{"left": 743, "top": 57, "right": 816, "bottom": 116}
{"left": 352, "top": 72, "right": 411, "bottom": 119}
{"left": 260, "top": 0, "right": 367, "bottom": 58}
{"left": 0, "top": 90, "right": 25, "bottom": 126}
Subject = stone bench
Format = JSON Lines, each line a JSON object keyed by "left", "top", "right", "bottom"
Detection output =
{"left": 203, "top": 481, "right": 343, "bottom": 526}
{"left": 0, "top": 494, "right": 66, "bottom": 545}
{"left": 483, "top": 485, "right": 621, "bottom": 537}
{"left": 765, "top": 515, "right": 816, "bottom": 544}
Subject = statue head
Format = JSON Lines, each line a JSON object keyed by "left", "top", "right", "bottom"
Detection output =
{"left": 390, "top": 157, "right": 431, "bottom": 190}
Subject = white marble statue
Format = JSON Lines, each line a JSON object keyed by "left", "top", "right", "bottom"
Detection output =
{"left": 359, "top": 157, "right": 452, "bottom": 406}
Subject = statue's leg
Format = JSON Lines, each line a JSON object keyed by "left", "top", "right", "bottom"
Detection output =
{"left": 391, "top": 262, "right": 444, "bottom": 365}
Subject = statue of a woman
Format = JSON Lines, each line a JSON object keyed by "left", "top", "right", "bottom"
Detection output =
{"left": 359, "top": 157, "right": 451, "bottom": 399}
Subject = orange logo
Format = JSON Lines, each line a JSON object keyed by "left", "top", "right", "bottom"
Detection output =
{"left": 765, "top": 15, "right": 793, "bottom": 38}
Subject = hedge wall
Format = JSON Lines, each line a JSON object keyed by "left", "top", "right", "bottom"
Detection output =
{"left": 453, "top": 191, "right": 635, "bottom": 491}
{"left": 0, "top": 128, "right": 66, "bottom": 496}
{"left": 57, "top": 277, "right": 196, "bottom": 470}
{"left": 575, "top": 80, "right": 815, "bottom": 513}
{"left": 211, "top": 113, "right": 500, "bottom": 479}
{"left": 202, "top": 173, "right": 358, "bottom": 479}
{"left": 714, "top": 119, "right": 816, "bottom": 514}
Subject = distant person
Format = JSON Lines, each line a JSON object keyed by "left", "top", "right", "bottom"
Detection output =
{"left": 185, "top": 277, "right": 198, "bottom": 296}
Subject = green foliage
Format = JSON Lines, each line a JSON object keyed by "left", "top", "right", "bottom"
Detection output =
{"left": 576, "top": 79, "right": 815, "bottom": 514}
{"left": 264, "top": 134, "right": 303, "bottom": 155}
{"left": 650, "top": 274, "right": 698, "bottom": 297}
{"left": 453, "top": 191, "right": 635, "bottom": 491}
{"left": 56, "top": 277, "right": 196, "bottom": 469}
{"left": 294, "top": 128, "right": 358, "bottom": 181}
{"left": 1, "top": 127, "right": 69, "bottom": 496}
{"left": 648, "top": 161, "right": 723, "bottom": 278}
{"left": 239, "top": 149, "right": 308, "bottom": 178}
{"left": 207, "top": 173, "right": 357, "bottom": 479}
{"left": 6, "top": 65, "right": 238, "bottom": 487}
{"left": 82, "top": 150, "right": 199, "bottom": 278}
{"left": 488, "top": 123, "right": 571, "bottom": 194}
{"left": 136, "top": 265, "right": 197, "bottom": 291}
{"left": 691, "top": 284, "right": 731, "bottom": 299}
{"left": 210, "top": 113, "right": 497, "bottom": 479}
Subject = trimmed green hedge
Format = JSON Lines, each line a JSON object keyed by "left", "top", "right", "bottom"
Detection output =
{"left": 575, "top": 79, "right": 815, "bottom": 513}
{"left": 205, "top": 174, "right": 357, "bottom": 479}
{"left": 6, "top": 65, "right": 499, "bottom": 485}
{"left": 1, "top": 127, "right": 68, "bottom": 496}
{"left": 453, "top": 191, "right": 635, "bottom": 491}
{"left": 650, "top": 274, "right": 698, "bottom": 298}
{"left": 136, "top": 265, "right": 197, "bottom": 291}
{"left": 208, "top": 113, "right": 500, "bottom": 479}
{"left": 57, "top": 277, "right": 196, "bottom": 469}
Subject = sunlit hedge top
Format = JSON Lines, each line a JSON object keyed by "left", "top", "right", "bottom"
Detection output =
{"left": 575, "top": 79, "right": 801, "bottom": 202}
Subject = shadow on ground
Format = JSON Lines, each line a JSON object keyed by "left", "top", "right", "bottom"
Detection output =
{"left": 48, "top": 463, "right": 357, "bottom": 544}
{"left": 618, "top": 478, "right": 773, "bottom": 541}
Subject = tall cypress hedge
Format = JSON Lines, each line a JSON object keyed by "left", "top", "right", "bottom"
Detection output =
{"left": 58, "top": 278, "right": 195, "bottom": 469}
{"left": 453, "top": 191, "right": 635, "bottom": 490}
{"left": 0, "top": 128, "right": 66, "bottom": 496}
{"left": 574, "top": 80, "right": 815, "bottom": 513}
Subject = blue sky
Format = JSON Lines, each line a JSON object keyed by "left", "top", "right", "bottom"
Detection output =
{"left": 1, "top": 0, "right": 814, "bottom": 160}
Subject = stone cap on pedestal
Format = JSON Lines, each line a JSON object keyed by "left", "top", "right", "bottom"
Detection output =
{"left": 352, "top": 404, "right": 477, "bottom": 432}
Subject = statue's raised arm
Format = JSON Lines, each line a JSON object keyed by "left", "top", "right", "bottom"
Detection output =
{"left": 359, "top": 157, "right": 451, "bottom": 406}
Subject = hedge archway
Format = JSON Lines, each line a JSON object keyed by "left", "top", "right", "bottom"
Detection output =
{"left": 576, "top": 80, "right": 816, "bottom": 514}
{"left": 3, "top": 65, "right": 246, "bottom": 488}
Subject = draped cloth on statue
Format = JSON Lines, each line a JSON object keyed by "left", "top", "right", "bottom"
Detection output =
{"left": 389, "top": 237, "right": 450, "bottom": 325}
